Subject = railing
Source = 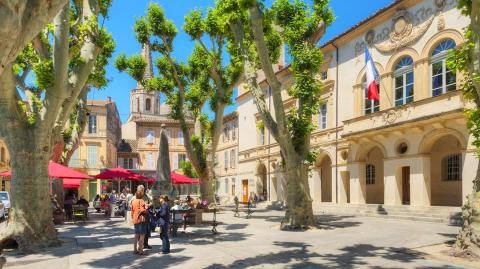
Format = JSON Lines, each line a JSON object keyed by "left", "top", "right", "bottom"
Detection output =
{"left": 342, "top": 91, "right": 465, "bottom": 137}
{"left": 69, "top": 159, "right": 101, "bottom": 169}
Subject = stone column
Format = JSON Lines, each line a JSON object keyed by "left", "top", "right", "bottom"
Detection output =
{"left": 462, "top": 150, "right": 477, "bottom": 204}
{"left": 383, "top": 159, "right": 402, "bottom": 205}
{"left": 410, "top": 156, "right": 431, "bottom": 206}
{"left": 348, "top": 162, "right": 366, "bottom": 204}
{"left": 337, "top": 167, "right": 350, "bottom": 204}
{"left": 331, "top": 165, "right": 338, "bottom": 203}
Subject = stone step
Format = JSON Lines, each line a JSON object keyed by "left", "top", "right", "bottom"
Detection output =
{"left": 312, "top": 203, "right": 463, "bottom": 226}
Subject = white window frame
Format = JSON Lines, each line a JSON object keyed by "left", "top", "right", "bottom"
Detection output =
{"left": 259, "top": 127, "right": 265, "bottom": 145}
{"left": 394, "top": 57, "right": 414, "bottom": 106}
{"left": 224, "top": 151, "right": 228, "bottom": 169}
{"left": 87, "top": 145, "right": 97, "bottom": 167}
{"left": 430, "top": 40, "right": 456, "bottom": 96}
{"left": 319, "top": 103, "right": 327, "bottom": 130}
{"left": 88, "top": 114, "right": 97, "bottom": 134}
{"left": 230, "top": 149, "right": 235, "bottom": 168}
{"left": 178, "top": 131, "right": 184, "bottom": 145}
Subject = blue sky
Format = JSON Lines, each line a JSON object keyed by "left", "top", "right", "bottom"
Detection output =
{"left": 91, "top": 0, "right": 394, "bottom": 123}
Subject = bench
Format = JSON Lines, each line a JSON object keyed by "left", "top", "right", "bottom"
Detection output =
{"left": 170, "top": 208, "right": 218, "bottom": 237}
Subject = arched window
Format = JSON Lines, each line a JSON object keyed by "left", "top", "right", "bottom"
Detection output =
{"left": 366, "top": 164, "right": 376, "bottom": 185}
{"left": 362, "top": 76, "right": 380, "bottom": 115}
{"left": 442, "top": 154, "right": 461, "bottom": 181}
{"left": 394, "top": 56, "right": 414, "bottom": 106}
{"left": 145, "top": 98, "right": 151, "bottom": 111}
{"left": 431, "top": 39, "right": 456, "bottom": 96}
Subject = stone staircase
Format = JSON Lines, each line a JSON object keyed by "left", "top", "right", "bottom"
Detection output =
{"left": 312, "top": 202, "right": 463, "bottom": 226}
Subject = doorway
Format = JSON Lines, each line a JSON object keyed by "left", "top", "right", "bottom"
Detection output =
{"left": 242, "top": 180, "right": 249, "bottom": 203}
{"left": 402, "top": 166, "right": 410, "bottom": 205}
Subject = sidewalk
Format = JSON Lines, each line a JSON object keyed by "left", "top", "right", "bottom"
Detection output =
{"left": 3, "top": 209, "right": 478, "bottom": 268}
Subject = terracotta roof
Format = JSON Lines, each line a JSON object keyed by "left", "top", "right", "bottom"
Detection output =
{"left": 223, "top": 111, "right": 238, "bottom": 123}
{"left": 117, "top": 139, "right": 138, "bottom": 153}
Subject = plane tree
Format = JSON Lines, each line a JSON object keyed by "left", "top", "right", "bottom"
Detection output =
{"left": 115, "top": 3, "right": 241, "bottom": 203}
{"left": 0, "top": 0, "right": 115, "bottom": 252}
{"left": 217, "top": 0, "right": 334, "bottom": 229}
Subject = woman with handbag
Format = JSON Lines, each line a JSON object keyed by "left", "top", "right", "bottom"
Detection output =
{"left": 131, "top": 190, "right": 148, "bottom": 255}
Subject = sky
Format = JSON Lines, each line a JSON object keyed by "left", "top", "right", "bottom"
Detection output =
{"left": 90, "top": 0, "right": 394, "bottom": 123}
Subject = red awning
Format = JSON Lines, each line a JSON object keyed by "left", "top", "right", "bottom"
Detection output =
{"left": 0, "top": 161, "right": 92, "bottom": 179}
{"left": 94, "top": 167, "right": 149, "bottom": 181}
{"left": 63, "top": 178, "right": 82, "bottom": 189}
{"left": 171, "top": 172, "right": 200, "bottom": 185}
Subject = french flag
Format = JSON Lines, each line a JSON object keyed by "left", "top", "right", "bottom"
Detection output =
{"left": 365, "top": 47, "right": 379, "bottom": 101}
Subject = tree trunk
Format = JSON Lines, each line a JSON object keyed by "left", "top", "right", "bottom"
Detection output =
{"left": 281, "top": 158, "right": 315, "bottom": 229}
{"left": 0, "top": 151, "right": 59, "bottom": 253}
{"left": 200, "top": 173, "right": 215, "bottom": 205}
{"left": 453, "top": 158, "right": 480, "bottom": 258}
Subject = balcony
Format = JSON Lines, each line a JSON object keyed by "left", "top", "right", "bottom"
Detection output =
{"left": 342, "top": 91, "right": 465, "bottom": 138}
{"left": 69, "top": 159, "right": 102, "bottom": 170}
{"left": 84, "top": 129, "right": 108, "bottom": 138}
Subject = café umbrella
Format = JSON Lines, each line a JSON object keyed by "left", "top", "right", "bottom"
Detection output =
{"left": 94, "top": 167, "right": 151, "bottom": 192}
{"left": 0, "top": 160, "right": 92, "bottom": 189}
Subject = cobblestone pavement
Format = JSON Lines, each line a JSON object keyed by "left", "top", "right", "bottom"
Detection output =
{"left": 3, "top": 208, "right": 478, "bottom": 269}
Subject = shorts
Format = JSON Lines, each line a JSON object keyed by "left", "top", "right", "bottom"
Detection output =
{"left": 134, "top": 223, "right": 148, "bottom": 234}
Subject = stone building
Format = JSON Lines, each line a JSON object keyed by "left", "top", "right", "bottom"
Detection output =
{"left": 69, "top": 98, "right": 122, "bottom": 201}
{"left": 120, "top": 47, "right": 194, "bottom": 178}
{"left": 214, "top": 112, "right": 239, "bottom": 202}
{"left": 236, "top": 0, "right": 475, "bottom": 211}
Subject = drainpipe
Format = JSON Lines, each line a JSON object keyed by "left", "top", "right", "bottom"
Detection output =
{"left": 332, "top": 42, "right": 339, "bottom": 204}
{"left": 268, "top": 86, "right": 271, "bottom": 202}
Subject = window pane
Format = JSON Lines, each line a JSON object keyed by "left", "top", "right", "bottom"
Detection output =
{"left": 432, "top": 75, "right": 443, "bottom": 90}
{"left": 406, "top": 71, "right": 413, "bottom": 84}
{"left": 395, "top": 76, "right": 403, "bottom": 88}
{"left": 432, "top": 62, "right": 443, "bottom": 75}
{"left": 406, "top": 84, "right": 414, "bottom": 99}
{"left": 395, "top": 87, "right": 403, "bottom": 101}
{"left": 446, "top": 71, "right": 456, "bottom": 87}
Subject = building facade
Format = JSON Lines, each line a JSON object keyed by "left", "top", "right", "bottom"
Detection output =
{"left": 69, "top": 98, "right": 122, "bottom": 201}
{"left": 214, "top": 112, "right": 239, "bottom": 202}
{"left": 236, "top": 0, "right": 475, "bottom": 208}
{"left": 120, "top": 87, "right": 193, "bottom": 178}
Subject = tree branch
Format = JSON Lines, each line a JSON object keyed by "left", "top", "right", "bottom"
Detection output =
{"left": 248, "top": 2, "right": 288, "bottom": 137}
{"left": 0, "top": 0, "right": 67, "bottom": 76}
{"left": 31, "top": 34, "right": 50, "bottom": 60}
{"left": 229, "top": 21, "right": 281, "bottom": 142}
{"left": 308, "top": 20, "right": 326, "bottom": 45}
{"left": 0, "top": 64, "right": 26, "bottom": 139}
{"left": 42, "top": 4, "right": 71, "bottom": 128}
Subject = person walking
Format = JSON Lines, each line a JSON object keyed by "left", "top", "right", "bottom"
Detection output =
{"left": 157, "top": 195, "right": 170, "bottom": 254}
{"left": 131, "top": 190, "right": 148, "bottom": 255}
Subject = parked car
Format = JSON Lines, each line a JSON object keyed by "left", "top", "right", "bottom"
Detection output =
{"left": 0, "top": 192, "right": 11, "bottom": 217}
{"left": 0, "top": 201, "right": 5, "bottom": 220}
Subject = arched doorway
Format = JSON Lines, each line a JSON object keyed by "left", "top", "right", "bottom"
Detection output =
{"left": 429, "top": 135, "right": 463, "bottom": 206}
{"left": 365, "top": 147, "right": 384, "bottom": 204}
{"left": 256, "top": 163, "right": 267, "bottom": 200}
{"left": 313, "top": 154, "right": 333, "bottom": 202}
{"left": 320, "top": 156, "right": 332, "bottom": 202}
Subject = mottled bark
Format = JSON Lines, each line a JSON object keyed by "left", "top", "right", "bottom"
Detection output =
{"left": 0, "top": 150, "right": 59, "bottom": 252}
{"left": 282, "top": 160, "right": 315, "bottom": 229}
{"left": 0, "top": 0, "right": 67, "bottom": 76}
